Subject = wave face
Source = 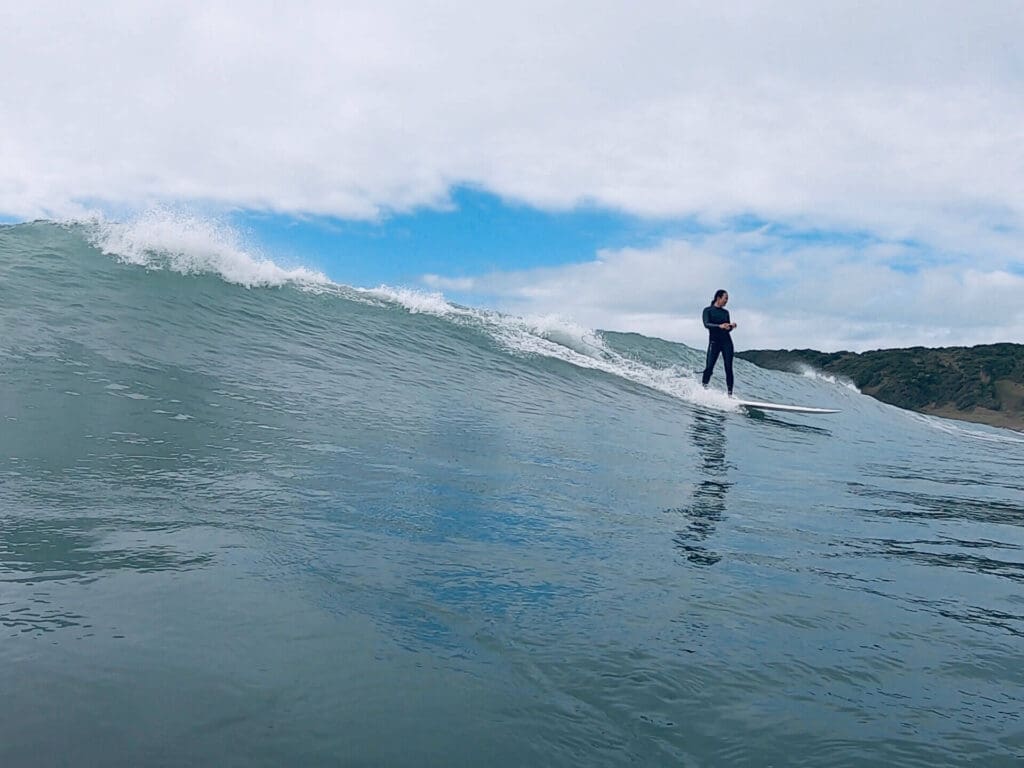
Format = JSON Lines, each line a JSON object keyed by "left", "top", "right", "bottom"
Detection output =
{"left": 2, "top": 220, "right": 1023, "bottom": 766}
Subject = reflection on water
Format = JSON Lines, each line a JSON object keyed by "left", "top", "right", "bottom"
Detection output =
{"left": 836, "top": 476, "right": 1024, "bottom": 638}
{"left": 866, "top": 537, "right": 1024, "bottom": 583}
{"left": 848, "top": 481, "right": 1024, "bottom": 525}
{"left": 670, "top": 411, "right": 733, "bottom": 565}
{"left": 0, "top": 512, "right": 214, "bottom": 584}
{"left": 743, "top": 408, "right": 833, "bottom": 437}
{"left": 0, "top": 501, "right": 215, "bottom": 636}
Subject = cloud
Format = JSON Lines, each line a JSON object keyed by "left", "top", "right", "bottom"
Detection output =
{"left": 1, "top": 1, "right": 1022, "bottom": 246}
{"left": 434, "top": 230, "right": 1024, "bottom": 351}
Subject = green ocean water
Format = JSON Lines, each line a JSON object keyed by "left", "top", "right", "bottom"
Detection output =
{"left": 2, "top": 220, "right": 1023, "bottom": 766}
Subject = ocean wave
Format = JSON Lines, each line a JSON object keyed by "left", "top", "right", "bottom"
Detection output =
{"left": 68, "top": 214, "right": 789, "bottom": 416}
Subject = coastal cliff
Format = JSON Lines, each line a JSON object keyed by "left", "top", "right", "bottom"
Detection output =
{"left": 737, "top": 344, "right": 1024, "bottom": 432}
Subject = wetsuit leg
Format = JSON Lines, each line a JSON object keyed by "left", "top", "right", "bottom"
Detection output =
{"left": 701, "top": 340, "right": 721, "bottom": 386}
{"left": 722, "top": 338, "right": 734, "bottom": 394}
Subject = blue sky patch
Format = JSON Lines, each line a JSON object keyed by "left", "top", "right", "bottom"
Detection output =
{"left": 233, "top": 187, "right": 711, "bottom": 288}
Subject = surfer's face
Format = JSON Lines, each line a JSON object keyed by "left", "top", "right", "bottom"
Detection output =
{"left": 716, "top": 293, "right": 729, "bottom": 307}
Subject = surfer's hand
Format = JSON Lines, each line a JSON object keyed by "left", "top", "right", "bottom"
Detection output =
{"left": 719, "top": 323, "right": 730, "bottom": 329}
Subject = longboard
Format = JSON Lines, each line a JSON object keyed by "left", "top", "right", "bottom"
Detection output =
{"left": 736, "top": 399, "right": 839, "bottom": 414}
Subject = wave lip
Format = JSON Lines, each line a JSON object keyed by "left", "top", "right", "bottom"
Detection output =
{"left": 796, "top": 363, "right": 860, "bottom": 392}
{"left": 86, "top": 210, "right": 331, "bottom": 290}
{"left": 360, "top": 285, "right": 467, "bottom": 316}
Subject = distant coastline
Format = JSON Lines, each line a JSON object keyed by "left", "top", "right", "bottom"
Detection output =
{"left": 737, "top": 344, "right": 1024, "bottom": 433}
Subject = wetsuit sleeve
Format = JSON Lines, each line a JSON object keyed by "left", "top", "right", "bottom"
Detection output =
{"left": 702, "top": 307, "right": 716, "bottom": 330}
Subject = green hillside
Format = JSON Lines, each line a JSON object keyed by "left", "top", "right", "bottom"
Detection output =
{"left": 737, "top": 344, "right": 1024, "bottom": 431}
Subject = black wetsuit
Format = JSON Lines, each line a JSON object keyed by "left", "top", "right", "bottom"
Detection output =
{"left": 701, "top": 305, "right": 734, "bottom": 394}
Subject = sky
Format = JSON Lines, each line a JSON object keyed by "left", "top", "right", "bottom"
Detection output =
{"left": 2, "top": 1, "right": 1023, "bottom": 351}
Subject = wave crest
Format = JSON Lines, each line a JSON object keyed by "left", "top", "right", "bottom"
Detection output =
{"left": 797, "top": 363, "right": 860, "bottom": 391}
{"left": 86, "top": 209, "right": 330, "bottom": 289}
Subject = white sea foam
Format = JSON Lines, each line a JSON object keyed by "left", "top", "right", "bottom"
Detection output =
{"left": 495, "top": 321, "right": 737, "bottom": 411}
{"left": 86, "top": 209, "right": 331, "bottom": 289}
{"left": 796, "top": 363, "right": 860, "bottom": 392}
{"left": 361, "top": 285, "right": 471, "bottom": 317}
{"left": 485, "top": 313, "right": 737, "bottom": 411}
{"left": 521, "top": 315, "right": 611, "bottom": 359}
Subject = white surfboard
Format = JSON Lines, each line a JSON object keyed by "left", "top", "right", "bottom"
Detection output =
{"left": 736, "top": 399, "right": 840, "bottom": 414}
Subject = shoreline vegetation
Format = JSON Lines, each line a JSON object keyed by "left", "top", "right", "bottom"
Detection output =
{"left": 737, "top": 343, "right": 1024, "bottom": 433}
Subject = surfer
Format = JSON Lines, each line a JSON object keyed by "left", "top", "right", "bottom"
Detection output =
{"left": 701, "top": 289, "right": 737, "bottom": 395}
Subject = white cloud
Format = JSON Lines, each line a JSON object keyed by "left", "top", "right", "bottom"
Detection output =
{"left": 437, "top": 232, "right": 1024, "bottom": 351}
{"left": 2, "top": 2, "right": 1022, "bottom": 236}
{"left": 3, "top": 1, "right": 1022, "bottom": 349}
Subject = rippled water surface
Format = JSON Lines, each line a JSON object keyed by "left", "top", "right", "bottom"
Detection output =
{"left": 2, "top": 222, "right": 1023, "bottom": 766}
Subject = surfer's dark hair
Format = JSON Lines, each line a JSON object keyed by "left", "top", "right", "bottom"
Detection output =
{"left": 713, "top": 289, "right": 728, "bottom": 303}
